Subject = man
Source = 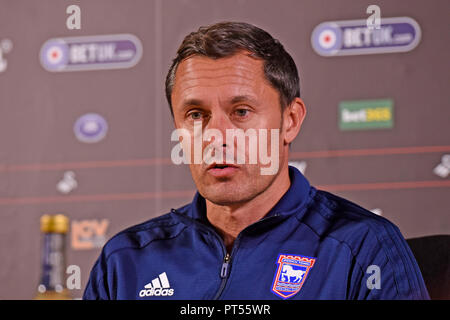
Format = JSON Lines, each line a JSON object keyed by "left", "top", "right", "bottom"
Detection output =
{"left": 83, "top": 22, "right": 429, "bottom": 300}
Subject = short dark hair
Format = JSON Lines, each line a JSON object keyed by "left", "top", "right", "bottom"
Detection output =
{"left": 165, "top": 21, "right": 300, "bottom": 116}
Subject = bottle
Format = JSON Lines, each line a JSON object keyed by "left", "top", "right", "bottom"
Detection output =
{"left": 34, "top": 214, "right": 72, "bottom": 300}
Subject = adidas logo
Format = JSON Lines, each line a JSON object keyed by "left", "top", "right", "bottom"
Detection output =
{"left": 139, "top": 272, "right": 174, "bottom": 297}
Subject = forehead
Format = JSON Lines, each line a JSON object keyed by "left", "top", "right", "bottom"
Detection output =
{"left": 172, "top": 52, "right": 271, "bottom": 104}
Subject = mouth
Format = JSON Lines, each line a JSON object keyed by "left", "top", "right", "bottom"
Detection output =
{"left": 207, "top": 162, "right": 239, "bottom": 169}
{"left": 206, "top": 163, "right": 240, "bottom": 177}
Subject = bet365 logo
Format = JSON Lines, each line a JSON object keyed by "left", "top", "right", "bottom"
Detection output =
{"left": 339, "top": 99, "right": 394, "bottom": 131}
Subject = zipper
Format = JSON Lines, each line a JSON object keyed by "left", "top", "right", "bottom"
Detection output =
{"left": 209, "top": 240, "right": 233, "bottom": 300}
{"left": 171, "top": 209, "right": 231, "bottom": 299}
{"left": 212, "top": 214, "right": 282, "bottom": 299}
{"left": 212, "top": 235, "right": 243, "bottom": 300}
{"left": 172, "top": 208, "right": 283, "bottom": 299}
{"left": 220, "top": 253, "right": 231, "bottom": 278}
{"left": 213, "top": 252, "right": 233, "bottom": 300}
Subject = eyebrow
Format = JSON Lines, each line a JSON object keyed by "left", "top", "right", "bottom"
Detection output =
{"left": 181, "top": 95, "right": 258, "bottom": 109}
{"left": 229, "top": 95, "right": 258, "bottom": 105}
{"left": 181, "top": 98, "right": 204, "bottom": 109}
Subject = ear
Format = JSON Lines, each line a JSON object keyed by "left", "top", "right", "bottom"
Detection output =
{"left": 282, "top": 97, "right": 306, "bottom": 145}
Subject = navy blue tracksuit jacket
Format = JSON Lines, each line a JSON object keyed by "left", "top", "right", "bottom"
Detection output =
{"left": 83, "top": 166, "right": 429, "bottom": 300}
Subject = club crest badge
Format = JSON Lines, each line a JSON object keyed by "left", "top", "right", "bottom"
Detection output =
{"left": 271, "top": 254, "right": 316, "bottom": 299}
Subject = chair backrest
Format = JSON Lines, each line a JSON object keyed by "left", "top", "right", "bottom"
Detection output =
{"left": 406, "top": 235, "right": 450, "bottom": 300}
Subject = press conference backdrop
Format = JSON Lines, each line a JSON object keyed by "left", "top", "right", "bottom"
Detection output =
{"left": 0, "top": 0, "right": 449, "bottom": 299}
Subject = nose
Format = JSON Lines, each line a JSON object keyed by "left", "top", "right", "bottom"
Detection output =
{"left": 203, "top": 109, "right": 235, "bottom": 146}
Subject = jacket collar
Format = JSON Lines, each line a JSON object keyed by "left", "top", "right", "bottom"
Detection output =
{"left": 175, "top": 166, "right": 314, "bottom": 226}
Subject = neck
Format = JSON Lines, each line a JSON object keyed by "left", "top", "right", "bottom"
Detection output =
{"left": 206, "top": 165, "right": 291, "bottom": 252}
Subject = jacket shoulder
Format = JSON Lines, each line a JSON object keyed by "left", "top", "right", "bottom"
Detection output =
{"left": 101, "top": 208, "right": 188, "bottom": 260}
{"left": 307, "top": 190, "right": 404, "bottom": 250}
{"left": 307, "top": 189, "right": 428, "bottom": 299}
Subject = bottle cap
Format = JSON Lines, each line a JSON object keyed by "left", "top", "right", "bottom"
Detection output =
{"left": 52, "top": 214, "right": 69, "bottom": 233}
{"left": 40, "top": 214, "right": 69, "bottom": 233}
{"left": 40, "top": 214, "right": 53, "bottom": 233}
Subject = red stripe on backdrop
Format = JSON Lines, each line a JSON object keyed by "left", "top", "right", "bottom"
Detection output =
{"left": 0, "top": 180, "right": 449, "bottom": 206}
{"left": 290, "top": 145, "right": 450, "bottom": 159}
{"left": 316, "top": 180, "right": 450, "bottom": 191}
{"left": 0, "top": 190, "right": 196, "bottom": 206}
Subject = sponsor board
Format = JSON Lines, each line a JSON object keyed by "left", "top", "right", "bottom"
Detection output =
{"left": 73, "top": 113, "right": 108, "bottom": 143}
{"left": 40, "top": 34, "right": 142, "bottom": 72}
{"left": 71, "top": 219, "right": 109, "bottom": 250}
{"left": 312, "top": 17, "right": 421, "bottom": 56}
{"left": 339, "top": 99, "right": 393, "bottom": 131}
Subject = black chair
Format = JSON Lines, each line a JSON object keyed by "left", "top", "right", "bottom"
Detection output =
{"left": 406, "top": 235, "right": 450, "bottom": 300}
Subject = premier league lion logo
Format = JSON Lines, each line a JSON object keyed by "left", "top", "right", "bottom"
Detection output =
{"left": 271, "top": 254, "right": 316, "bottom": 299}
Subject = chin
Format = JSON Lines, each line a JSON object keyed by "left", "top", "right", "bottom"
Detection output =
{"left": 192, "top": 164, "right": 281, "bottom": 205}
{"left": 200, "top": 185, "right": 255, "bottom": 206}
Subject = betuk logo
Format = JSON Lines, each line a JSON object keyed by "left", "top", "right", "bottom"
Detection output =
{"left": 40, "top": 34, "right": 142, "bottom": 72}
{"left": 170, "top": 121, "right": 280, "bottom": 175}
{"left": 312, "top": 17, "right": 421, "bottom": 56}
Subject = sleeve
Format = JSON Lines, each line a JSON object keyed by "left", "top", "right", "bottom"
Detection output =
{"left": 83, "top": 254, "right": 110, "bottom": 300}
{"left": 347, "top": 220, "right": 430, "bottom": 300}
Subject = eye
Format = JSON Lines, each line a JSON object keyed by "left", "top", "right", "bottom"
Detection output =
{"left": 187, "top": 110, "right": 203, "bottom": 120}
{"left": 235, "top": 108, "right": 250, "bottom": 117}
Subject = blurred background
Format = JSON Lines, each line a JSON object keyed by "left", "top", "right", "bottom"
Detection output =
{"left": 0, "top": 0, "right": 448, "bottom": 299}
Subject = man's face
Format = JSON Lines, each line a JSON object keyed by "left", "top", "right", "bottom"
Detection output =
{"left": 171, "top": 52, "right": 289, "bottom": 206}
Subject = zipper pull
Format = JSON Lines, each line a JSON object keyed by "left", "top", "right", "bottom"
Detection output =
{"left": 220, "top": 253, "right": 231, "bottom": 278}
